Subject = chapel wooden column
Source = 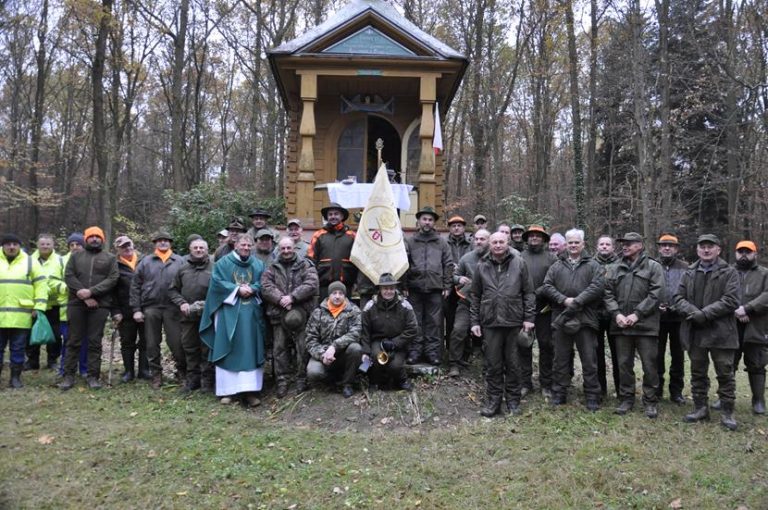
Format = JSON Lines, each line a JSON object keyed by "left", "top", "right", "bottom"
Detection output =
{"left": 297, "top": 72, "right": 317, "bottom": 225}
{"left": 418, "top": 74, "right": 437, "bottom": 213}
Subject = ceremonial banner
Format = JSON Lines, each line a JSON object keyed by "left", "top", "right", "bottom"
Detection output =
{"left": 351, "top": 164, "right": 409, "bottom": 284}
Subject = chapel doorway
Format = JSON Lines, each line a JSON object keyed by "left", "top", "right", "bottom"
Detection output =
{"left": 336, "top": 115, "right": 401, "bottom": 183}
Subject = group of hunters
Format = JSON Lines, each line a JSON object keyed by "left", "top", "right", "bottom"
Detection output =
{"left": 1, "top": 204, "right": 766, "bottom": 431}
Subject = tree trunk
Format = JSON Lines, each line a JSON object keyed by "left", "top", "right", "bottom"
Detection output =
{"left": 93, "top": 0, "right": 113, "bottom": 236}
{"left": 564, "top": 0, "right": 585, "bottom": 227}
{"left": 628, "top": 0, "right": 654, "bottom": 239}
{"left": 654, "top": 0, "right": 672, "bottom": 231}
{"left": 29, "top": 0, "right": 50, "bottom": 235}
{"left": 171, "top": 0, "right": 190, "bottom": 190}
{"left": 586, "top": 0, "right": 599, "bottom": 228}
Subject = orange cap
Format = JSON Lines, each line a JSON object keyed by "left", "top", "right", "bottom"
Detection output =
{"left": 736, "top": 240, "right": 757, "bottom": 252}
{"left": 447, "top": 216, "right": 466, "bottom": 225}
{"left": 83, "top": 226, "right": 105, "bottom": 242}
{"left": 657, "top": 234, "right": 679, "bottom": 245}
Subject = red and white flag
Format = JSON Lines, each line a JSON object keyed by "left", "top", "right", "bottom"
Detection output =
{"left": 433, "top": 101, "right": 443, "bottom": 155}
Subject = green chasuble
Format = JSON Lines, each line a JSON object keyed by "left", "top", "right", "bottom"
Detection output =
{"left": 200, "top": 251, "right": 266, "bottom": 371}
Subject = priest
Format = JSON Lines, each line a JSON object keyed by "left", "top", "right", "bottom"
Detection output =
{"left": 200, "top": 234, "right": 266, "bottom": 407}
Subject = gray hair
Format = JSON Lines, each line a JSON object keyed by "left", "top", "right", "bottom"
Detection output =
{"left": 550, "top": 233, "right": 565, "bottom": 243}
{"left": 236, "top": 233, "right": 255, "bottom": 245}
{"left": 564, "top": 228, "right": 585, "bottom": 242}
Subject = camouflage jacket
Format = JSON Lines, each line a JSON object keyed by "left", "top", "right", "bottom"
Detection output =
{"left": 305, "top": 298, "right": 362, "bottom": 361}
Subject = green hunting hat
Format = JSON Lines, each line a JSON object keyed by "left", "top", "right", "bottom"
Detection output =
{"left": 415, "top": 206, "right": 440, "bottom": 221}
{"left": 377, "top": 273, "right": 400, "bottom": 286}
{"left": 151, "top": 231, "right": 173, "bottom": 242}
{"left": 255, "top": 229, "right": 275, "bottom": 240}
{"left": 282, "top": 308, "right": 307, "bottom": 332}
{"left": 248, "top": 208, "right": 271, "bottom": 218}
{"left": 321, "top": 202, "right": 350, "bottom": 221}
{"left": 697, "top": 234, "right": 721, "bottom": 246}
{"left": 617, "top": 232, "right": 644, "bottom": 243}
{"left": 228, "top": 217, "right": 247, "bottom": 232}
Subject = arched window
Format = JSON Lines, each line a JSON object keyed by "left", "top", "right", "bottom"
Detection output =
{"left": 402, "top": 119, "right": 421, "bottom": 187}
{"left": 336, "top": 115, "right": 401, "bottom": 182}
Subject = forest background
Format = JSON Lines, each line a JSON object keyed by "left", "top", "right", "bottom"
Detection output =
{"left": 1, "top": 0, "right": 766, "bottom": 260}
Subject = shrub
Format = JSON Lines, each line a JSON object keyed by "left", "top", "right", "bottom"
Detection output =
{"left": 164, "top": 183, "right": 285, "bottom": 254}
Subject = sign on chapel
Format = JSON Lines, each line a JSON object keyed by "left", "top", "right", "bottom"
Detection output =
{"left": 268, "top": 0, "right": 467, "bottom": 227}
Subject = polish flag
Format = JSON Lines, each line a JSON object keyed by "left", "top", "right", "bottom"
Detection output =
{"left": 433, "top": 101, "right": 443, "bottom": 155}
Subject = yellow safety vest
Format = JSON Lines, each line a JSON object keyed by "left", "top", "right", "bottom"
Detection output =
{"left": 0, "top": 251, "right": 48, "bottom": 329}
{"left": 31, "top": 250, "right": 67, "bottom": 311}
{"left": 60, "top": 252, "right": 71, "bottom": 322}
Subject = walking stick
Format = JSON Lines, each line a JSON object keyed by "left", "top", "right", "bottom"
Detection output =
{"left": 108, "top": 327, "right": 119, "bottom": 386}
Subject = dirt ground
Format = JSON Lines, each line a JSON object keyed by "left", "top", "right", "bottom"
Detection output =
{"left": 95, "top": 334, "right": 583, "bottom": 433}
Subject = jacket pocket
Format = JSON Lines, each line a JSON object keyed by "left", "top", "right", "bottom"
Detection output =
{"left": 504, "top": 296, "right": 523, "bottom": 322}
{"left": 140, "top": 282, "right": 156, "bottom": 303}
{"left": 480, "top": 298, "right": 494, "bottom": 323}
{"left": 18, "top": 298, "right": 34, "bottom": 307}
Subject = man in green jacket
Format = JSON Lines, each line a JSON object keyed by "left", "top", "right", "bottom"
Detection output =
{"left": 448, "top": 229, "right": 490, "bottom": 376}
{"left": 520, "top": 225, "right": 557, "bottom": 397}
{"left": 60, "top": 226, "right": 119, "bottom": 390}
{"left": 130, "top": 231, "right": 185, "bottom": 389}
{"left": 594, "top": 235, "right": 619, "bottom": 398}
{"left": 405, "top": 206, "right": 452, "bottom": 366}
{"left": 604, "top": 232, "right": 664, "bottom": 418}
{"left": 470, "top": 232, "right": 535, "bottom": 417}
{"left": 168, "top": 237, "right": 214, "bottom": 393}
{"left": 261, "top": 237, "right": 319, "bottom": 398}
{"left": 731, "top": 240, "right": 768, "bottom": 415}
{"left": 444, "top": 216, "right": 472, "bottom": 359}
{"left": 541, "top": 228, "right": 605, "bottom": 411}
{"left": 674, "top": 234, "right": 740, "bottom": 430}
{"left": 656, "top": 233, "right": 689, "bottom": 404}
{"left": 361, "top": 273, "right": 418, "bottom": 391}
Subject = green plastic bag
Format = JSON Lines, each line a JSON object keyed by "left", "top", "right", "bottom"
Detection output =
{"left": 30, "top": 313, "right": 56, "bottom": 346}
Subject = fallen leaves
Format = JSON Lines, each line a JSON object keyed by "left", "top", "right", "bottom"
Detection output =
{"left": 37, "top": 434, "right": 55, "bottom": 445}
{"left": 669, "top": 497, "right": 683, "bottom": 509}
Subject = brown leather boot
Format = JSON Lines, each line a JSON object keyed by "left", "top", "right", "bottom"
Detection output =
{"left": 151, "top": 373, "right": 162, "bottom": 390}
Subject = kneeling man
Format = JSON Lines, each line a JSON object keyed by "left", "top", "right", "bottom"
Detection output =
{"left": 305, "top": 281, "right": 363, "bottom": 398}
{"left": 361, "top": 273, "right": 418, "bottom": 391}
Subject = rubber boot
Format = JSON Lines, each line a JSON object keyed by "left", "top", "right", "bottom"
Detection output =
{"left": 720, "top": 401, "right": 737, "bottom": 431}
{"left": 749, "top": 373, "right": 766, "bottom": 415}
{"left": 480, "top": 397, "right": 502, "bottom": 417}
{"left": 121, "top": 351, "right": 135, "bottom": 383}
{"left": 684, "top": 400, "right": 710, "bottom": 423}
{"left": 10, "top": 363, "right": 23, "bottom": 389}
{"left": 137, "top": 349, "right": 151, "bottom": 380}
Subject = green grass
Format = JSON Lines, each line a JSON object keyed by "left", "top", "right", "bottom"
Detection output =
{"left": 1, "top": 365, "right": 767, "bottom": 509}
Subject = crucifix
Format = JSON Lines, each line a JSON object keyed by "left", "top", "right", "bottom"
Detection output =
{"left": 375, "top": 138, "right": 384, "bottom": 170}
